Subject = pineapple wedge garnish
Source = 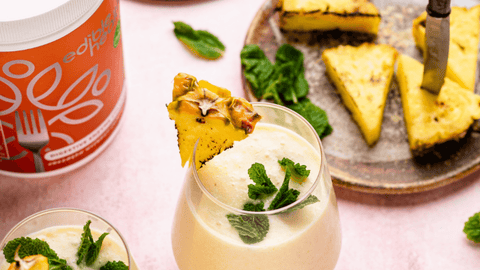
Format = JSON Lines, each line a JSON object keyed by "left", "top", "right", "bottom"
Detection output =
{"left": 167, "top": 73, "right": 261, "bottom": 169}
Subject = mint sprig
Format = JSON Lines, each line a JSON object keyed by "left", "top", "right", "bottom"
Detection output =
{"left": 243, "top": 202, "right": 266, "bottom": 212}
{"left": 100, "top": 261, "right": 129, "bottom": 270}
{"left": 2, "top": 237, "right": 72, "bottom": 270}
{"left": 247, "top": 163, "right": 278, "bottom": 199}
{"left": 228, "top": 159, "right": 320, "bottom": 245}
{"left": 278, "top": 157, "right": 310, "bottom": 183}
{"left": 268, "top": 168, "right": 300, "bottom": 210}
{"left": 464, "top": 211, "right": 480, "bottom": 243}
{"left": 76, "top": 220, "right": 109, "bottom": 266}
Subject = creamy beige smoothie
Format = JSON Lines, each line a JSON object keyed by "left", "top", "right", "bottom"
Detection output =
{"left": 172, "top": 123, "right": 342, "bottom": 270}
{"left": 0, "top": 225, "right": 133, "bottom": 270}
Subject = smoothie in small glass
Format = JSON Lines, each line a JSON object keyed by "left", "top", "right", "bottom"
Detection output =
{"left": 0, "top": 208, "right": 138, "bottom": 270}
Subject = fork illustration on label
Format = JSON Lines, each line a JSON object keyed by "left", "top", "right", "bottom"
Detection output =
{"left": 14, "top": 109, "right": 50, "bottom": 172}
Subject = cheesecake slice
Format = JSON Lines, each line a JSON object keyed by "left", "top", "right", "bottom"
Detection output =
{"left": 277, "top": 0, "right": 381, "bottom": 35}
{"left": 412, "top": 5, "right": 480, "bottom": 91}
{"left": 322, "top": 43, "right": 397, "bottom": 146}
{"left": 397, "top": 54, "right": 480, "bottom": 155}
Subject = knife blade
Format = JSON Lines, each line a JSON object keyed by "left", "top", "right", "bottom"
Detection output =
{"left": 421, "top": 0, "right": 451, "bottom": 94}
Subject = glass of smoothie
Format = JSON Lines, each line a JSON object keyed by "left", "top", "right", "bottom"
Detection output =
{"left": 171, "top": 102, "right": 342, "bottom": 270}
{"left": 0, "top": 208, "right": 138, "bottom": 270}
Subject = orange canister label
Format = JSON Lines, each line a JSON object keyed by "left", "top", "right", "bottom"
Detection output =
{"left": 0, "top": 0, "right": 125, "bottom": 175}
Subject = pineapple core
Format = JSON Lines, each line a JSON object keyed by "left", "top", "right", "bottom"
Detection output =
{"left": 167, "top": 73, "right": 261, "bottom": 169}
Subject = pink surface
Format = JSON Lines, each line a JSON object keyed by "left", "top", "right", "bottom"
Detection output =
{"left": 1, "top": 0, "right": 480, "bottom": 269}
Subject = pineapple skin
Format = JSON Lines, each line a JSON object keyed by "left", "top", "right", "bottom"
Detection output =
{"left": 277, "top": 0, "right": 381, "bottom": 34}
{"left": 167, "top": 73, "right": 261, "bottom": 169}
{"left": 322, "top": 43, "right": 397, "bottom": 146}
{"left": 412, "top": 5, "right": 480, "bottom": 91}
{"left": 397, "top": 54, "right": 480, "bottom": 155}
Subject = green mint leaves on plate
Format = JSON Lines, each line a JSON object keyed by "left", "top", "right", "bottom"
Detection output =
{"left": 173, "top": 21, "right": 225, "bottom": 60}
{"left": 247, "top": 163, "right": 278, "bottom": 199}
{"left": 76, "top": 220, "right": 109, "bottom": 266}
{"left": 287, "top": 98, "right": 333, "bottom": 139}
{"left": 2, "top": 237, "right": 72, "bottom": 270}
{"left": 240, "top": 44, "right": 332, "bottom": 139}
{"left": 227, "top": 158, "right": 320, "bottom": 245}
{"left": 464, "top": 211, "right": 480, "bottom": 243}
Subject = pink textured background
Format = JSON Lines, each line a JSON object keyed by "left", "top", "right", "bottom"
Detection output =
{"left": 1, "top": 0, "right": 480, "bottom": 269}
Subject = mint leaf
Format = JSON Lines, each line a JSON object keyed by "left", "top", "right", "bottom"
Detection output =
{"left": 3, "top": 237, "right": 59, "bottom": 263}
{"left": 77, "top": 220, "right": 109, "bottom": 266}
{"left": 268, "top": 168, "right": 300, "bottom": 210}
{"left": 464, "top": 212, "right": 480, "bottom": 243}
{"left": 3, "top": 237, "right": 72, "bottom": 270}
{"left": 173, "top": 21, "right": 225, "bottom": 59}
{"left": 226, "top": 213, "right": 269, "bottom": 244}
{"left": 274, "top": 44, "right": 309, "bottom": 103}
{"left": 76, "top": 221, "right": 93, "bottom": 265}
{"left": 282, "top": 195, "right": 320, "bottom": 214}
{"left": 100, "top": 261, "right": 128, "bottom": 270}
{"left": 49, "top": 258, "right": 73, "bottom": 270}
{"left": 243, "top": 202, "right": 265, "bottom": 212}
{"left": 278, "top": 157, "right": 310, "bottom": 183}
{"left": 247, "top": 163, "right": 278, "bottom": 199}
{"left": 86, "top": 233, "right": 109, "bottom": 266}
{"left": 287, "top": 98, "right": 333, "bottom": 139}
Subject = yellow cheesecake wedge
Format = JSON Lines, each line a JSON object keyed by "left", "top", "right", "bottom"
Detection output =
{"left": 412, "top": 5, "right": 480, "bottom": 91}
{"left": 167, "top": 73, "right": 261, "bottom": 169}
{"left": 322, "top": 43, "right": 397, "bottom": 146}
{"left": 397, "top": 54, "right": 480, "bottom": 155}
{"left": 277, "top": 0, "right": 381, "bottom": 35}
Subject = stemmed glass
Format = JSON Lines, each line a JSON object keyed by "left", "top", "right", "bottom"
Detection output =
{"left": 171, "top": 102, "right": 342, "bottom": 270}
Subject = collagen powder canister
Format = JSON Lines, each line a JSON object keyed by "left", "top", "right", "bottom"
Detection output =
{"left": 0, "top": 0, "right": 126, "bottom": 177}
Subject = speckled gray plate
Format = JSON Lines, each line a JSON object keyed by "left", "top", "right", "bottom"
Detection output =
{"left": 241, "top": 0, "right": 480, "bottom": 194}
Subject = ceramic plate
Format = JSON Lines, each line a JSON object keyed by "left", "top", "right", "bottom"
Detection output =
{"left": 241, "top": 0, "right": 480, "bottom": 194}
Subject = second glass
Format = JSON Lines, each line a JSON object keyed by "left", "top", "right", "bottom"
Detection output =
{"left": 0, "top": 208, "right": 138, "bottom": 270}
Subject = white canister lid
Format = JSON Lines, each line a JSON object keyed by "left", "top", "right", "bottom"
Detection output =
{"left": 0, "top": 0, "right": 103, "bottom": 51}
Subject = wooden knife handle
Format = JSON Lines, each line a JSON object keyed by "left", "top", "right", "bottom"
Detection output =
{"left": 427, "top": 0, "right": 451, "bottom": 17}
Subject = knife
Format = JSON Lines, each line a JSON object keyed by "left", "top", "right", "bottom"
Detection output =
{"left": 421, "top": 0, "right": 451, "bottom": 94}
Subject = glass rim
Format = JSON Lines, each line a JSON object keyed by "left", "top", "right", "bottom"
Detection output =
{"left": 191, "top": 102, "right": 326, "bottom": 215}
{"left": 0, "top": 207, "right": 132, "bottom": 269}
